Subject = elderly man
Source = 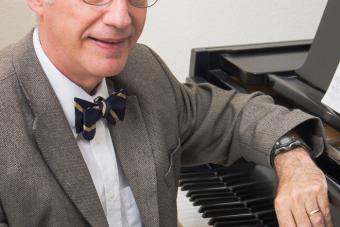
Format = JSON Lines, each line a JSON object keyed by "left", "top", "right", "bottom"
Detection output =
{"left": 0, "top": 0, "right": 333, "bottom": 226}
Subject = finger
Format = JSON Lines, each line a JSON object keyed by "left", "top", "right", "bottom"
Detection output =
{"left": 274, "top": 197, "right": 296, "bottom": 227}
{"left": 289, "top": 193, "right": 312, "bottom": 227}
{"left": 317, "top": 189, "right": 333, "bottom": 227}
{"left": 292, "top": 206, "right": 312, "bottom": 227}
{"left": 305, "top": 198, "right": 325, "bottom": 227}
{"left": 309, "top": 209, "right": 325, "bottom": 227}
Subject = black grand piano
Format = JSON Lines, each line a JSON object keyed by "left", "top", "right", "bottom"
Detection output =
{"left": 178, "top": 0, "right": 340, "bottom": 226}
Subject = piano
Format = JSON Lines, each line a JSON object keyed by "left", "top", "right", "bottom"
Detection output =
{"left": 177, "top": 0, "right": 340, "bottom": 226}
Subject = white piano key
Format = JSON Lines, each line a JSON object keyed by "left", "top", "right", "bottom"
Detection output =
{"left": 177, "top": 187, "right": 209, "bottom": 227}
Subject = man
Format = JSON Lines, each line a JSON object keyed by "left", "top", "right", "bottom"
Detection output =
{"left": 0, "top": 0, "right": 333, "bottom": 226}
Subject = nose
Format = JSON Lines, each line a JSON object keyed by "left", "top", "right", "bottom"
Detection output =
{"left": 102, "top": 0, "right": 132, "bottom": 29}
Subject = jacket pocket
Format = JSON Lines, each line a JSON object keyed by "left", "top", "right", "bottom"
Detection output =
{"left": 164, "top": 138, "right": 181, "bottom": 187}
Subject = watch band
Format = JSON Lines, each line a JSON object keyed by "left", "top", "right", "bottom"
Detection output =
{"left": 270, "top": 131, "right": 311, "bottom": 167}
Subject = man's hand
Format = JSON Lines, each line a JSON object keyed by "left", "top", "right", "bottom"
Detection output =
{"left": 274, "top": 147, "right": 333, "bottom": 227}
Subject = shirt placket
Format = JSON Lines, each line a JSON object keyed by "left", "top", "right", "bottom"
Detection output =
{"left": 91, "top": 120, "right": 123, "bottom": 227}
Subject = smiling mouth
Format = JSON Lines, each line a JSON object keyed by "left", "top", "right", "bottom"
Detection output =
{"left": 89, "top": 37, "right": 128, "bottom": 49}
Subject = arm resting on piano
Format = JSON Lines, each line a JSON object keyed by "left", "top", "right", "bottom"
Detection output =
{"left": 147, "top": 46, "right": 331, "bottom": 226}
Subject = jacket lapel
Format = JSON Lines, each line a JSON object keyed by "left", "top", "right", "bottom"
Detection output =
{"left": 106, "top": 79, "right": 159, "bottom": 227}
{"left": 13, "top": 32, "right": 108, "bottom": 227}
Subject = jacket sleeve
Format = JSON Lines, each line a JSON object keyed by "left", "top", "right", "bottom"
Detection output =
{"left": 146, "top": 46, "right": 326, "bottom": 168}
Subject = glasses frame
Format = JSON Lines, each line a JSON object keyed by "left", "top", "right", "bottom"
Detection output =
{"left": 82, "top": 0, "right": 158, "bottom": 8}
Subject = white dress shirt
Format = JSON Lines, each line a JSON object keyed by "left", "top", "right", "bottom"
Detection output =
{"left": 33, "top": 28, "right": 142, "bottom": 227}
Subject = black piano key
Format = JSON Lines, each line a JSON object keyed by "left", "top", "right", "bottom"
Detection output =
{"left": 267, "top": 224, "right": 279, "bottom": 227}
{"left": 255, "top": 209, "right": 277, "bottom": 223}
{"left": 263, "top": 219, "right": 279, "bottom": 226}
{"left": 255, "top": 209, "right": 276, "bottom": 217}
{"left": 247, "top": 197, "right": 274, "bottom": 212}
{"left": 229, "top": 180, "right": 272, "bottom": 191}
{"left": 208, "top": 213, "right": 258, "bottom": 225}
{"left": 193, "top": 195, "right": 239, "bottom": 206}
{"left": 180, "top": 165, "right": 210, "bottom": 173}
{"left": 180, "top": 171, "right": 215, "bottom": 179}
{"left": 186, "top": 186, "right": 230, "bottom": 197}
{"left": 218, "top": 171, "right": 254, "bottom": 180}
{"left": 199, "top": 201, "right": 245, "bottom": 213}
{"left": 214, "top": 223, "right": 267, "bottom": 227}
{"left": 234, "top": 183, "right": 272, "bottom": 194}
{"left": 235, "top": 185, "right": 273, "bottom": 197}
{"left": 181, "top": 181, "right": 225, "bottom": 191}
{"left": 203, "top": 207, "right": 250, "bottom": 218}
{"left": 239, "top": 191, "right": 273, "bottom": 201}
{"left": 220, "top": 176, "right": 254, "bottom": 185}
{"left": 199, "top": 196, "right": 273, "bottom": 215}
{"left": 180, "top": 175, "right": 219, "bottom": 182}
{"left": 179, "top": 176, "right": 220, "bottom": 187}
{"left": 211, "top": 162, "right": 255, "bottom": 173}
{"left": 189, "top": 190, "right": 234, "bottom": 201}
{"left": 214, "top": 222, "right": 264, "bottom": 227}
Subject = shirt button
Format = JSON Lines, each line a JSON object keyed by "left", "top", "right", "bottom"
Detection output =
{"left": 94, "top": 135, "right": 101, "bottom": 144}
{"left": 108, "top": 191, "right": 116, "bottom": 199}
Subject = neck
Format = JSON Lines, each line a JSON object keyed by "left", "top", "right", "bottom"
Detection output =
{"left": 66, "top": 75, "right": 103, "bottom": 95}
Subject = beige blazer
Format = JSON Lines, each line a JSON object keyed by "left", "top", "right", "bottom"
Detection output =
{"left": 0, "top": 31, "right": 325, "bottom": 227}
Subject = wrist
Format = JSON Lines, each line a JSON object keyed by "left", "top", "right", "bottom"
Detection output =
{"left": 274, "top": 147, "right": 314, "bottom": 175}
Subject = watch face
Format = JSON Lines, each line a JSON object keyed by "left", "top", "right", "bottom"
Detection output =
{"left": 281, "top": 137, "right": 292, "bottom": 145}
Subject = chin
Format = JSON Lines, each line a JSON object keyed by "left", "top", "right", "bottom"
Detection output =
{"left": 93, "top": 65, "right": 125, "bottom": 78}
{"left": 89, "top": 57, "right": 126, "bottom": 76}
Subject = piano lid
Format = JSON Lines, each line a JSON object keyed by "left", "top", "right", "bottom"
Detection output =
{"left": 297, "top": 0, "right": 340, "bottom": 92}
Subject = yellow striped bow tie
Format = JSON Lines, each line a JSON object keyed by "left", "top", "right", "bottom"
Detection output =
{"left": 74, "top": 89, "right": 126, "bottom": 141}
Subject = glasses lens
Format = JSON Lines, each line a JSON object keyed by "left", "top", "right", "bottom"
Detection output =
{"left": 84, "top": 0, "right": 158, "bottom": 7}
{"left": 129, "top": 0, "right": 158, "bottom": 8}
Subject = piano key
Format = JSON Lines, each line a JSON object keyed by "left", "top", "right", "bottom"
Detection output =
{"left": 177, "top": 188, "right": 209, "bottom": 227}
{"left": 193, "top": 195, "right": 239, "bottom": 206}
{"left": 186, "top": 186, "right": 231, "bottom": 197}
{"left": 179, "top": 162, "right": 279, "bottom": 227}
{"left": 199, "top": 201, "right": 246, "bottom": 213}
{"left": 208, "top": 213, "right": 258, "bottom": 225}
{"left": 189, "top": 190, "right": 235, "bottom": 201}
{"left": 181, "top": 181, "right": 226, "bottom": 191}
{"left": 180, "top": 176, "right": 221, "bottom": 186}
{"left": 202, "top": 207, "right": 250, "bottom": 218}
{"left": 180, "top": 171, "right": 216, "bottom": 179}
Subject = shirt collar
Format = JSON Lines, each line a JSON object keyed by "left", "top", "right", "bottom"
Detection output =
{"left": 32, "top": 27, "right": 109, "bottom": 137}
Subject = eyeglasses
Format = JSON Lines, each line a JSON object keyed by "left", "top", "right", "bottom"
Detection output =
{"left": 83, "top": 0, "right": 158, "bottom": 8}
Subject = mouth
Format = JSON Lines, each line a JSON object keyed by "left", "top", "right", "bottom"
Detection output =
{"left": 88, "top": 36, "right": 128, "bottom": 50}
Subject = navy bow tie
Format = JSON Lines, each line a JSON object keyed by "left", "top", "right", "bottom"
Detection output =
{"left": 74, "top": 89, "right": 127, "bottom": 141}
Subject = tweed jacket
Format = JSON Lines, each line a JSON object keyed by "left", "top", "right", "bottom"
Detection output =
{"left": 0, "top": 31, "right": 325, "bottom": 227}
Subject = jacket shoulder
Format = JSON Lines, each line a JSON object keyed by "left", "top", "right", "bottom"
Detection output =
{"left": 0, "top": 44, "right": 17, "bottom": 81}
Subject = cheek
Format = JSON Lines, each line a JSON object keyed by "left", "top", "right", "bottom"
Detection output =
{"left": 132, "top": 10, "right": 147, "bottom": 41}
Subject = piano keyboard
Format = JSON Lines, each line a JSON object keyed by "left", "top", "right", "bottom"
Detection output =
{"left": 177, "top": 160, "right": 279, "bottom": 227}
{"left": 177, "top": 188, "right": 210, "bottom": 227}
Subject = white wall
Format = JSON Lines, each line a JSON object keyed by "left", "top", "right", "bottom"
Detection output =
{"left": 1, "top": 1, "right": 327, "bottom": 81}
{"left": 0, "top": 0, "right": 35, "bottom": 49}
{"left": 139, "top": 0, "right": 327, "bottom": 81}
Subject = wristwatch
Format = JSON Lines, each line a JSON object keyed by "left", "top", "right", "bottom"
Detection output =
{"left": 270, "top": 131, "right": 311, "bottom": 167}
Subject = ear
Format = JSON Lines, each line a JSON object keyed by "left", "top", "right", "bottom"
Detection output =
{"left": 27, "top": 0, "right": 45, "bottom": 16}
